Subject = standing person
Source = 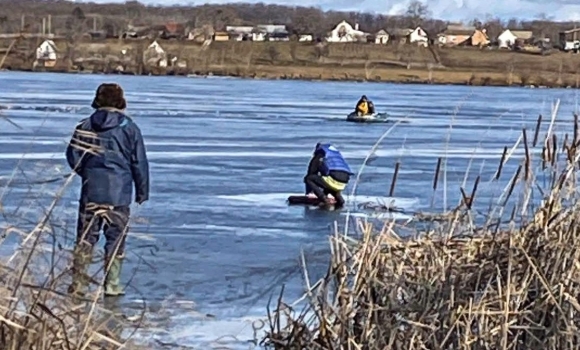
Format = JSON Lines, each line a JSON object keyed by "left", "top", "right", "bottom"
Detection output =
{"left": 65, "top": 83, "right": 150, "bottom": 297}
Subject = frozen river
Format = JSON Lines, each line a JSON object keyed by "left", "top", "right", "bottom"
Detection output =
{"left": 0, "top": 71, "right": 577, "bottom": 348}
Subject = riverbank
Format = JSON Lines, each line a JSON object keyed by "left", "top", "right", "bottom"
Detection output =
{"left": 1, "top": 38, "right": 579, "bottom": 87}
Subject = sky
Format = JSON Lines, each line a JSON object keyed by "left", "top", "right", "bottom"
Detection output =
{"left": 75, "top": 0, "right": 580, "bottom": 22}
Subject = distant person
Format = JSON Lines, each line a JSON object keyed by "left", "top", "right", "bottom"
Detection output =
{"left": 355, "top": 95, "right": 375, "bottom": 116}
{"left": 368, "top": 99, "right": 376, "bottom": 114}
{"left": 65, "top": 83, "right": 150, "bottom": 298}
{"left": 303, "top": 143, "right": 353, "bottom": 209}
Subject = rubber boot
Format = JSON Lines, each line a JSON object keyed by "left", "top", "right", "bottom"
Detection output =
{"left": 68, "top": 246, "right": 93, "bottom": 297}
{"left": 104, "top": 255, "right": 125, "bottom": 297}
{"left": 333, "top": 192, "right": 346, "bottom": 210}
{"left": 318, "top": 197, "right": 334, "bottom": 211}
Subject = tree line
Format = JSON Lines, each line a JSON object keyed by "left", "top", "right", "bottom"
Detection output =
{"left": 0, "top": 0, "right": 577, "bottom": 43}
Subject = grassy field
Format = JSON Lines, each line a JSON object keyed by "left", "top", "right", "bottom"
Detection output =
{"left": 1, "top": 37, "right": 579, "bottom": 87}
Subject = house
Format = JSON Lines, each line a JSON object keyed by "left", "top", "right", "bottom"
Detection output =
{"left": 375, "top": 29, "right": 389, "bottom": 44}
{"left": 254, "top": 24, "right": 289, "bottom": 41}
{"left": 143, "top": 41, "right": 167, "bottom": 67}
{"left": 257, "top": 24, "right": 286, "bottom": 33}
{"left": 230, "top": 25, "right": 287, "bottom": 41}
{"left": 389, "top": 27, "right": 429, "bottom": 46}
{"left": 250, "top": 27, "right": 267, "bottom": 41}
{"left": 498, "top": 29, "right": 533, "bottom": 48}
{"left": 409, "top": 27, "right": 429, "bottom": 46}
{"left": 35, "top": 39, "right": 57, "bottom": 67}
{"left": 470, "top": 29, "right": 490, "bottom": 47}
{"left": 213, "top": 32, "right": 229, "bottom": 41}
{"left": 299, "top": 34, "right": 313, "bottom": 42}
{"left": 438, "top": 25, "right": 475, "bottom": 46}
{"left": 226, "top": 26, "right": 253, "bottom": 41}
{"left": 558, "top": 28, "right": 580, "bottom": 51}
{"left": 388, "top": 28, "right": 413, "bottom": 44}
{"left": 326, "top": 20, "right": 367, "bottom": 42}
{"left": 160, "top": 21, "right": 185, "bottom": 40}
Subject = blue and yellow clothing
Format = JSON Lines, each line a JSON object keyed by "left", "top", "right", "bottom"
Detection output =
{"left": 315, "top": 143, "right": 353, "bottom": 191}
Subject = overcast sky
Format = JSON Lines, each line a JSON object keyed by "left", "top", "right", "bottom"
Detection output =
{"left": 77, "top": 0, "right": 580, "bottom": 22}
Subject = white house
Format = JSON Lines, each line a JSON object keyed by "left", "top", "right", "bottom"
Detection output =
{"left": 409, "top": 27, "right": 429, "bottom": 47}
{"left": 36, "top": 40, "right": 57, "bottom": 61}
{"left": 252, "top": 31, "right": 267, "bottom": 41}
{"left": 326, "top": 20, "right": 367, "bottom": 42}
{"left": 497, "top": 30, "right": 517, "bottom": 48}
{"left": 498, "top": 29, "right": 533, "bottom": 49}
{"left": 560, "top": 28, "right": 580, "bottom": 52}
{"left": 299, "top": 34, "right": 313, "bottom": 42}
{"left": 375, "top": 30, "right": 389, "bottom": 44}
{"left": 226, "top": 26, "right": 253, "bottom": 41}
{"left": 143, "top": 41, "right": 167, "bottom": 67}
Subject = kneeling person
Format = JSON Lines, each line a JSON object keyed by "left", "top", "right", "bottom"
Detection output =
{"left": 304, "top": 143, "right": 353, "bottom": 208}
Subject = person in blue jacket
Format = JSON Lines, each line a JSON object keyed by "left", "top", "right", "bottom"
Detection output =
{"left": 304, "top": 143, "right": 353, "bottom": 209}
{"left": 65, "top": 83, "right": 150, "bottom": 298}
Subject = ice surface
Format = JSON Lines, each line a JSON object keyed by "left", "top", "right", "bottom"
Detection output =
{"left": 0, "top": 71, "right": 575, "bottom": 348}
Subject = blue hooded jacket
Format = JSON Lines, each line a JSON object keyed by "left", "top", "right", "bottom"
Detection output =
{"left": 316, "top": 143, "right": 353, "bottom": 176}
{"left": 65, "top": 108, "right": 150, "bottom": 207}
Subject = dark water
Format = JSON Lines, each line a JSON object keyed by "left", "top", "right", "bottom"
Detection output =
{"left": 0, "top": 71, "right": 577, "bottom": 347}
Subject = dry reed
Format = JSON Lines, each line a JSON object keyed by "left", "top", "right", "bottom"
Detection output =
{"left": 262, "top": 102, "right": 580, "bottom": 349}
{"left": 0, "top": 115, "right": 147, "bottom": 349}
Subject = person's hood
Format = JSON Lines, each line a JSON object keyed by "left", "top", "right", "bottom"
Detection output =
{"left": 89, "top": 108, "right": 127, "bottom": 132}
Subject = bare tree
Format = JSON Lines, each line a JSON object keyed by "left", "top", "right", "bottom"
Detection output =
{"left": 532, "top": 13, "right": 556, "bottom": 40}
{"left": 506, "top": 18, "right": 520, "bottom": 29}
{"left": 471, "top": 18, "right": 483, "bottom": 29}
{"left": 65, "top": 6, "right": 87, "bottom": 40}
{"left": 405, "top": 1, "right": 431, "bottom": 27}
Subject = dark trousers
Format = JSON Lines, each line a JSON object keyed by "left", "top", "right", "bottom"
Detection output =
{"left": 76, "top": 204, "right": 130, "bottom": 259}
{"left": 304, "top": 174, "right": 346, "bottom": 208}
{"left": 305, "top": 182, "right": 313, "bottom": 194}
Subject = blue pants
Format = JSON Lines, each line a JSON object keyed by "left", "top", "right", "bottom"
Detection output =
{"left": 76, "top": 205, "right": 130, "bottom": 258}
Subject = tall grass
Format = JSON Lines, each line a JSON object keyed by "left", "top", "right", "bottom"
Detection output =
{"left": 262, "top": 101, "right": 580, "bottom": 349}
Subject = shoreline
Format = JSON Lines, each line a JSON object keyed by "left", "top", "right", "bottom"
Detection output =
{"left": 2, "top": 66, "right": 576, "bottom": 90}
{"left": 2, "top": 39, "right": 580, "bottom": 89}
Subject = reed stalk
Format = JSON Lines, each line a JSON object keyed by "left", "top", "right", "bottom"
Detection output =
{"left": 262, "top": 101, "right": 580, "bottom": 350}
